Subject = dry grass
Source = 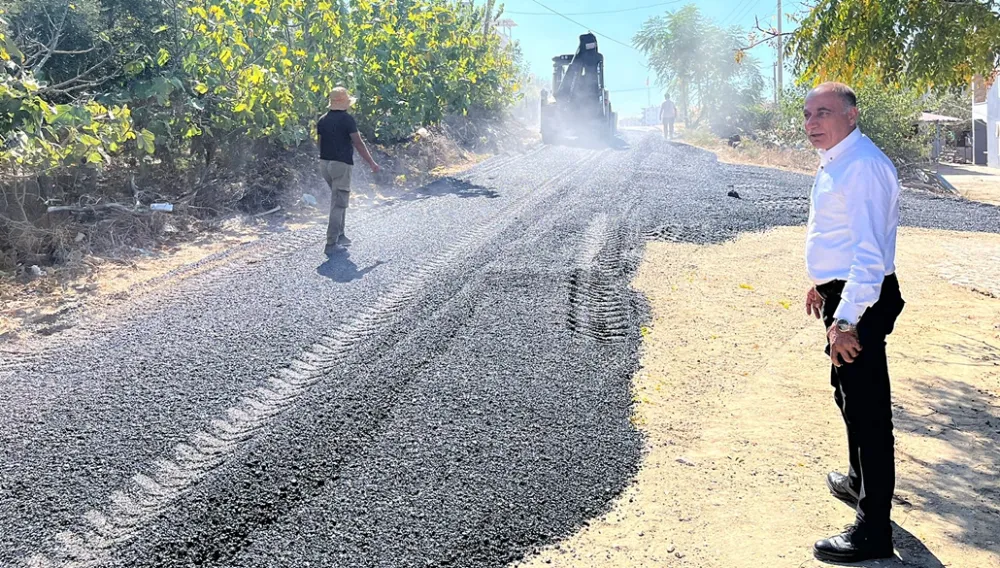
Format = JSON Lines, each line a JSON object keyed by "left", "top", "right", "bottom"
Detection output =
{"left": 681, "top": 128, "right": 816, "bottom": 174}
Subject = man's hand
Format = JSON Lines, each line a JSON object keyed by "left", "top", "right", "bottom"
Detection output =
{"left": 368, "top": 161, "right": 381, "bottom": 174}
{"left": 828, "top": 325, "right": 862, "bottom": 367}
{"left": 805, "top": 286, "right": 823, "bottom": 319}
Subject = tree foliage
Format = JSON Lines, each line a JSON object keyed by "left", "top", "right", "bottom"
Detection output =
{"left": 0, "top": 0, "right": 520, "bottom": 267}
{"left": 0, "top": 0, "right": 519, "bottom": 220}
{"left": 0, "top": 7, "right": 148, "bottom": 187}
{"left": 790, "top": 0, "right": 1000, "bottom": 89}
{"left": 634, "top": 3, "right": 765, "bottom": 132}
{"left": 762, "top": 82, "right": 930, "bottom": 164}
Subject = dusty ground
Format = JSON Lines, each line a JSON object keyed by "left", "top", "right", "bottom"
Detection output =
{"left": 518, "top": 226, "right": 1000, "bottom": 568}
{"left": 0, "top": 218, "right": 268, "bottom": 340}
{"left": 935, "top": 164, "right": 1000, "bottom": 207}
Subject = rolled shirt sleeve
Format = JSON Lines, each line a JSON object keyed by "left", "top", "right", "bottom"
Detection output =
{"left": 833, "top": 158, "right": 894, "bottom": 324}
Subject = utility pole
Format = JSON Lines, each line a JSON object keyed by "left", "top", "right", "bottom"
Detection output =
{"left": 483, "top": 0, "right": 495, "bottom": 37}
{"left": 773, "top": 62, "right": 778, "bottom": 105}
{"left": 776, "top": 0, "right": 783, "bottom": 102}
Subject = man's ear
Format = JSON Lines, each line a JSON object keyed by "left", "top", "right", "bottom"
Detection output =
{"left": 847, "top": 106, "right": 859, "bottom": 127}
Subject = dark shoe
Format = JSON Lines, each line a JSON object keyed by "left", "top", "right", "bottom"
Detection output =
{"left": 337, "top": 235, "right": 352, "bottom": 246}
{"left": 827, "top": 471, "right": 860, "bottom": 507}
{"left": 324, "top": 243, "right": 346, "bottom": 256}
{"left": 814, "top": 525, "right": 893, "bottom": 563}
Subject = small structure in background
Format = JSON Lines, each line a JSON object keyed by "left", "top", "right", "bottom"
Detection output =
{"left": 919, "top": 112, "right": 964, "bottom": 162}
{"left": 496, "top": 18, "right": 517, "bottom": 48}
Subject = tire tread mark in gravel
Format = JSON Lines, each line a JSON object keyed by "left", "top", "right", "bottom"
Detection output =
{"left": 568, "top": 214, "right": 631, "bottom": 343}
{"left": 641, "top": 224, "right": 719, "bottom": 244}
{"left": 22, "top": 149, "right": 605, "bottom": 568}
{"left": 0, "top": 145, "right": 549, "bottom": 368}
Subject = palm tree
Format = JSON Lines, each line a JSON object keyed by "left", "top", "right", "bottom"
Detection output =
{"left": 634, "top": 4, "right": 764, "bottom": 131}
{"left": 633, "top": 4, "right": 705, "bottom": 127}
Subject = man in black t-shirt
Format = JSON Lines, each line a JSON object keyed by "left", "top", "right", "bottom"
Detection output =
{"left": 318, "top": 87, "right": 380, "bottom": 255}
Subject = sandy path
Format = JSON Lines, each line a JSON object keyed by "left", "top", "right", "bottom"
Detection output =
{"left": 518, "top": 226, "right": 1000, "bottom": 568}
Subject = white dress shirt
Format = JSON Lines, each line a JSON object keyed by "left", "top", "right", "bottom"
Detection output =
{"left": 806, "top": 128, "right": 900, "bottom": 324}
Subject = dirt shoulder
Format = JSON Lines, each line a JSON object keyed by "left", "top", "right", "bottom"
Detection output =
{"left": 671, "top": 129, "right": 817, "bottom": 175}
{"left": 935, "top": 164, "right": 1000, "bottom": 207}
{"left": 518, "top": 226, "right": 1000, "bottom": 568}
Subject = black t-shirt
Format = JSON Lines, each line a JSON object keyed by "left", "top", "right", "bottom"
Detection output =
{"left": 317, "top": 110, "right": 358, "bottom": 165}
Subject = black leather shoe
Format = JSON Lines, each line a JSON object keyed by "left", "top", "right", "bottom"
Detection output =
{"left": 827, "top": 471, "right": 860, "bottom": 507}
{"left": 814, "top": 525, "right": 894, "bottom": 563}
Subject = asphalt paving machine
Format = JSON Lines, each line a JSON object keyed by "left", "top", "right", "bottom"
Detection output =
{"left": 539, "top": 33, "right": 618, "bottom": 145}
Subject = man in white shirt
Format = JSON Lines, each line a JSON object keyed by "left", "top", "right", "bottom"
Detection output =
{"left": 802, "top": 83, "right": 906, "bottom": 563}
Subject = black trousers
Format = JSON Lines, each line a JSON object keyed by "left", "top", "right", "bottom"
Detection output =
{"left": 818, "top": 274, "right": 905, "bottom": 529}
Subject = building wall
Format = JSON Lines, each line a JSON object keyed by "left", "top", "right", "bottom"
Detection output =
{"left": 989, "top": 81, "right": 999, "bottom": 168}
{"left": 643, "top": 106, "right": 660, "bottom": 126}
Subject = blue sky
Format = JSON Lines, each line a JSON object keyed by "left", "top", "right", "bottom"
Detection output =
{"left": 495, "top": 0, "right": 811, "bottom": 116}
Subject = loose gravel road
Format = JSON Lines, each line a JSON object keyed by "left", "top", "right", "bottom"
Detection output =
{"left": 2, "top": 130, "right": 998, "bottom": 568}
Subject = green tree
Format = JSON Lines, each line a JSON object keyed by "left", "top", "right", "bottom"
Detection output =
{"left": 2, "top": 0, "right": 168, "bottom": 99}
{"left": 790, "top": 0, "right": 1000, "bottom": 89}
{"left": 1, "top": 0, "right": 519, "bottom": 227}
{"left": 770, "top": 82, "right": 928, "bottom": 163}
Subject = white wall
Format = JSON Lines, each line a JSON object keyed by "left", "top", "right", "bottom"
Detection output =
{"left": 989, "top": 81, "right": 999, "bottom": 169}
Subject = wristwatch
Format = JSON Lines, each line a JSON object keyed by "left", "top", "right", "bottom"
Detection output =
{"left": 835, "top": 319, "right": 858, "bottom": 333}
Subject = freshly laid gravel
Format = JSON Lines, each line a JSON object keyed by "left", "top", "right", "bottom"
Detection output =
{"left": 2, "top": 132, "right": 996, "bottom": 568}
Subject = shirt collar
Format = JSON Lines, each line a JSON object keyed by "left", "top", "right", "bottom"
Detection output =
{"left": 817, "top": 127, "right": 862, "bottom": 167}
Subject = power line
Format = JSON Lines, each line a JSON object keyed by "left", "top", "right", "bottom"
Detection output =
{"left": 721, "top": 0, "right": 756, "bottom": 26}
{"left": 524, "top": 0, "right": 641, "bottom": 52}
{"left": 735, "top": 0, "right": 765, "bottom": 26}
{"left": 507, "top": 0, "right": 686, "bottom": 17}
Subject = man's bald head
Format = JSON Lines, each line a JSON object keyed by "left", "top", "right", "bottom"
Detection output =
{"left": 803, "top": 82, "right": 860, "bottom": 150}
{"left": 807, "top": 82, "right": 858, "bottom": 113}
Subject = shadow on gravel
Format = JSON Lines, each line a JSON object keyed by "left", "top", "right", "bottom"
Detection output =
{"left": 395, "top": 177, "right": 501, "bottom": 202}
{"left": 316, "top": 254, "right": 387, "bottom": 283}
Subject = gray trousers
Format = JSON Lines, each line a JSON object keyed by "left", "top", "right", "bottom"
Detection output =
{"left": 320, "top": 160, "right": 353, "bottom": 245}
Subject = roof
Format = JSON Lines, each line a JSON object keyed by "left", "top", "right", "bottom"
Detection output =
{"left": 919, "top": 112, "right": 964, "bottom": 122}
